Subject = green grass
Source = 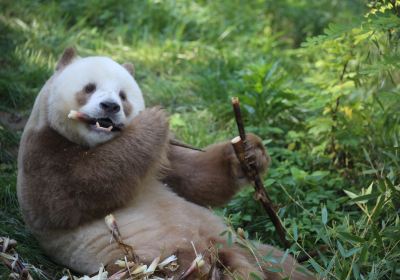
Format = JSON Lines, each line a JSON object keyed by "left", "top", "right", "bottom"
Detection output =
{"left": 1, "top": 0, "right": 399, "bottom": 279}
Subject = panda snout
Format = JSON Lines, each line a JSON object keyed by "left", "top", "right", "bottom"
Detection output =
{"left": 100, "top": 100, "right": 120, "bottom": 114}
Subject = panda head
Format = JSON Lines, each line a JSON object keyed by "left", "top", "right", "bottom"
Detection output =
{"left": 47, "top": 48, "right": 145, "bottom": 147}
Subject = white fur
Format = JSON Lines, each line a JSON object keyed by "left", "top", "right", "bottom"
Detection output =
{"left": 47, "top": 56, "right": 145, "bottom": 147}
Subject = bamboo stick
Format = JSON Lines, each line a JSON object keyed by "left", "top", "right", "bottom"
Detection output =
{"left": 231, "top": 97, "right": 290, "bottom": 249}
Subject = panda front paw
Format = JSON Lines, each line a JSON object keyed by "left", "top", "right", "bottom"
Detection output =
{"left": 231, "top": 133, "right": 270, "bottom": 182}
{"left": 244, "top": 133, "right": 270, "bottom": 174}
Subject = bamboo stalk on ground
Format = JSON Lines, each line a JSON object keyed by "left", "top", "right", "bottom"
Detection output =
{"left": 0, "top": 237, "right": 34, "bottom": 280}
{"left": 105, "top": 214, "right": 138, "bottom": 263}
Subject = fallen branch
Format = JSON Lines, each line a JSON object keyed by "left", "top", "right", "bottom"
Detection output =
{"left": 0, "top": 237, "right": 34, "bottom": 280}
{"left": 231, "top": 97, "right": 290, "bottom": 249}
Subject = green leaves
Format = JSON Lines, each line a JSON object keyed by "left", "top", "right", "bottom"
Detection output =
{"left": 227, "top": 2, "right": 400, "bottom": 279}
{"left": 292, "top": 223, "right": 299, "bottom": 242}
{"left": 338, "top": 232, "right": 365, "bottom": 243}
{"left": 321, "top": 206, "right": 328, "bottom": 225}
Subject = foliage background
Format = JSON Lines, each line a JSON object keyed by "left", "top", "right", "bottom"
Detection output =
{"left": 0, "top": 0, "right": 399, "bottom": 279}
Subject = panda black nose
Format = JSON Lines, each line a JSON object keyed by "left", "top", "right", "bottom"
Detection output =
{"left": 100, "top": 101, "right": 120, "bottom": 113}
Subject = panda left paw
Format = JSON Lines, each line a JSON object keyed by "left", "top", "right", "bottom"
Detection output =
{"left": 245, "top": 133, "right": 270, "bottom": 174}
{"left": 230, "top": 133, "right": 270, "bottom": 181}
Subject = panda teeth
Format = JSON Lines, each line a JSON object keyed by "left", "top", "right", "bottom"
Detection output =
{"left": 95, "top": 121, "right": 113, "bottom": 132}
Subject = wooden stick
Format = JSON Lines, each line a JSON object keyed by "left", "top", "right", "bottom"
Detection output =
{"left": 231, "top": 97, "right": 246, "bottom": 140}
{"left": 231, "top": 97, "right": 291, "bottom": 249}
{"left": 169, "top": 139, "right": 205, "bottom": 152}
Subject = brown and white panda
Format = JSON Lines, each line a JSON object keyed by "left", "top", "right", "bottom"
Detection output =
{"left": 17, "top": 48, "right": 314, "bottom": 279}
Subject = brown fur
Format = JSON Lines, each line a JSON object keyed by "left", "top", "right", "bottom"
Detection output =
{"left": 56, "top": 47, "right": 77, "bottom": 71}
{"left": 122, "top": 98, "right": 132, "bottom": 116}
{"left": 19, "top": 114, "right": 313, "bottom": 279}
{"left": 19, "top": 107, "right": 169, "bottom": 230}
{"left": 122, "top": 62, "right": 135, "bottom": 76}
{"left": 17, "top": 49, "right": 315, "bottom": 279}
{"left": 253, "top": 243, "right": 315, "bottom": 280}
{"left": 164, "top": 134, "right": 270, "bottom": 206}
{"left": 121, "top": 62, "right": 135, "bottom": 117}
{"left": 75, "top": 89, "right": 89, "bottom": 106}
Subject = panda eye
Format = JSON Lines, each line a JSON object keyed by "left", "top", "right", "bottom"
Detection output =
{"left": 84, "top": 83, "right": 96, "bottom": 94}
{"left": 119, "top": 90, "right": 127, "bottom": 101}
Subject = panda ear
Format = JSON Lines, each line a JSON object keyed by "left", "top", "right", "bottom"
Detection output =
{"left": 122, "top": 63, "right": 135, "bottom": 77}
{"left": 56, "top": 47, "right": 78, "bottom": 71}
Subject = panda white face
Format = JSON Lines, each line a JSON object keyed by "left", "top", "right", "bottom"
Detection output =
{"left": 48, "top": 56, "right": 145, "bottom": 147}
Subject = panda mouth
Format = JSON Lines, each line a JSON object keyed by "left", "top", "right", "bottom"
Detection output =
{"left": 68, "top": 110, "right": 123, "bottom": 132}
{"left": 92, "top": 118, "right": 122, "bottom": 132}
